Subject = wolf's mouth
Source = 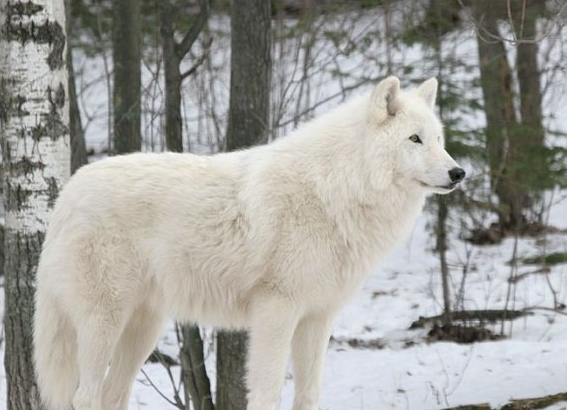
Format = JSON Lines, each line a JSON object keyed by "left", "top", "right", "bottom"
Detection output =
{"left": 417, "top": 180, "right": 459, "bottom": 191}
{"left": 439, "top": 181, "right": 459, "bottom": 190}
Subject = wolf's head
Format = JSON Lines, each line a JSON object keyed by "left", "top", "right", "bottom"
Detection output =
{"left": 364, "top": 76, "right": 465, "bottom": 194}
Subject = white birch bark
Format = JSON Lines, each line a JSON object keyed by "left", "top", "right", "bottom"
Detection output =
{"left": 0, "top": 0, "right": 70, "bottom": 408}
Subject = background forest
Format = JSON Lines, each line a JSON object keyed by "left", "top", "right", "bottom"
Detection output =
{"left": 2, "top": 0, "right": 567, "bottom": 409}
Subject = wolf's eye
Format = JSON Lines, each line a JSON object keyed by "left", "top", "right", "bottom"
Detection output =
{"left": 409, "top": 134, "right": 422, "bottom": 144}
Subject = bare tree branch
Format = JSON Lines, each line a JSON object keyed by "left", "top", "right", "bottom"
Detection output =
{"left": 181, "top": 38, "right": 213, "bottom": 80}
{"left": 176, "top": 0, "right": 211, "bottom": 58}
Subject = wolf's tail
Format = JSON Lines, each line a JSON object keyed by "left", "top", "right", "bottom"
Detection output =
{"left": 34, "top": 289, "right": 78, "bottom": 410}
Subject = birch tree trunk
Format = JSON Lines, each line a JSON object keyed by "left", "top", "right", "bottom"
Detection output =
{"left": 0, "top": 1, "right": 71, "bottom": 409}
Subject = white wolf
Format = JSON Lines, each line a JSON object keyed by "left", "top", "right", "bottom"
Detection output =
{"left": 33, "top": 76, "right": 465, "bottom": 410}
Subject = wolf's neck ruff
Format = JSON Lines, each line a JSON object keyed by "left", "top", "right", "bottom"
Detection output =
{"left": 262, "top": 92, "right": 426, "bottom": 275}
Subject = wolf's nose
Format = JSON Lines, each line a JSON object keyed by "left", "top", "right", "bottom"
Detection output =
{"left": 448, "top": 167, "right": 466, "bottom": 183}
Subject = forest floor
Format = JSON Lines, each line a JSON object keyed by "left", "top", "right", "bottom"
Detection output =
{"left": 2, "top": 190, "right": 565, "bottom": 410}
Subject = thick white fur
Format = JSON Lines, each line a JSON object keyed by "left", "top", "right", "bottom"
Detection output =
{"left": 33, "top": 77, "right": 461, "bottom": 410}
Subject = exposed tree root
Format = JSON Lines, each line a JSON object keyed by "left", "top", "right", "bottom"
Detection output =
{"left": 409, "top": 309, "right": 531, "bottom": 330}
{"left": 439, "top": 392, "right": 567, "bottom": 410}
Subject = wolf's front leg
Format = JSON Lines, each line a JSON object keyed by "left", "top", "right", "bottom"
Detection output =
{"left": 291, "top": 313, "right": 335, "bottom": 410}
{"left": 246, "top": 295, "right": 299, "bottom": 410}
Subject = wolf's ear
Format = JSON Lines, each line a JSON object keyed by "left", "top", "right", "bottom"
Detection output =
{"left": 368, "top": 76, "right": 401, "bottom": 123}
{"left": 417, "top": 77, "right": 438, "bottom": 108}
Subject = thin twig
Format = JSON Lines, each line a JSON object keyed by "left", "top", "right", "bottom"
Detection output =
{"left": 140, "top": 367, "right": 183, "bottom": 409}
{"left": 181, "top": 38, "right": 213, "bottom": 81}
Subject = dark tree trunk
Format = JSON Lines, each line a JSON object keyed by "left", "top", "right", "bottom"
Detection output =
{"left": 515, "top": 2, "right": 544, "bottom": 146}
{"left": 112, "top": 0, "right": 141, "bottom": 154}
{"left": 430, "top": 0, "right": 453, "bottom": 328}
{"left": 216, "top": 1, "right": 271, "bottom": 409}
{"left": 65, "top": 0, "right": 88, "bottom": 173}
{"left": 159, "top": 0, "right": 211, "bottom": 153}
{"left": 513, "top": 0, "right": 547, "bottom": 200}
{"left": 0, "top": 224, "right": 4, "bottom": 276}
{"left": 159, "top": 0, "right": 183, "bottom": 153}
{"left": 180, "top": 326, "right": 215, "bottom": 410}
{"left": 473, "top": 0, "right": 523, "bottom": 229}
{"left": 216, "top": 331, "right": 249, "bottom": 410}
{"left": 158, "top": 2, "right": 214, "bottom": 408}
{"left": 224, "top": 0, "right": 272, "bottom": 150}
{"left": 437, "top": 196, "right": 453, "bottom": 326}
{"left": 4, "top": 233, "right": 45, "bottom": 410}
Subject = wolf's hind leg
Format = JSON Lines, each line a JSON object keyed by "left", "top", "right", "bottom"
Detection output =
{"left": 72, "top": 313, "right": 123, "bottom": 410}
{"left": 246, "top": 296, "right": 299, "bottom": 410}
{"left": 291, "top": 313, "right": 335, "bottom": 410}
{"left": 102, "top": 303, "right": 165, "bottom": 410}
